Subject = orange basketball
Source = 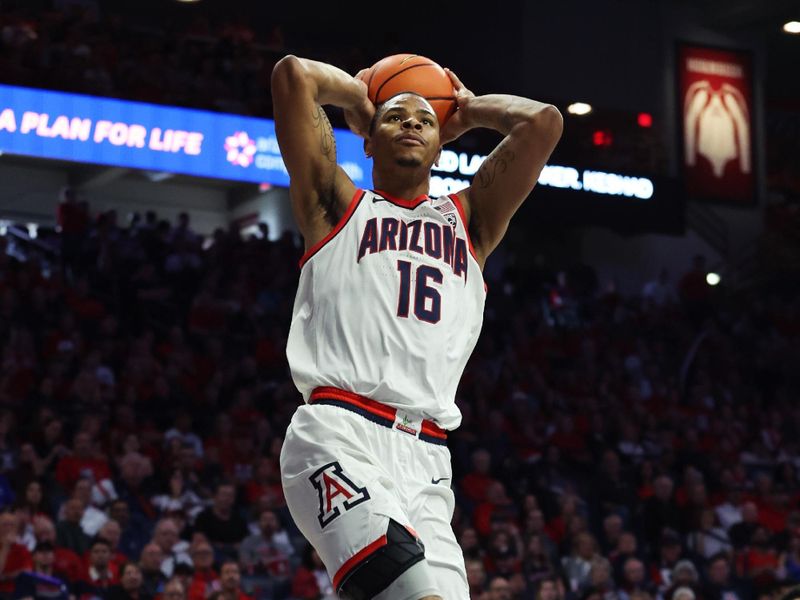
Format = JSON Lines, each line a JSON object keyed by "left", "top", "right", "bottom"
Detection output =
{"left": 363, "top": 53, "right": 456, "bottom": 127}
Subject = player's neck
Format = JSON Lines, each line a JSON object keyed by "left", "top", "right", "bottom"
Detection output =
{"left": 372, "top": 171, "right": 430, "bottom": 202}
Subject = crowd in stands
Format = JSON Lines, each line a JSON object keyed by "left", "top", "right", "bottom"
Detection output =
{"left": 0, "top": 1, "right": 367, "bottom": 121}
{"left": 2, "top": 3, "right": 800, "bottom": 600}
{"left": 0, "top": 188, "right": 797, "bottom": 600}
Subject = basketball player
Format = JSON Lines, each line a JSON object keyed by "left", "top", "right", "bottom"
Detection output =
{"left": 271, "top": 54, "right": 562, "bottom": 600}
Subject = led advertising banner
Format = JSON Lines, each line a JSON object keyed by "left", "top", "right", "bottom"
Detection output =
{"left": 0, "top": 84, "right": 373, "bottom": 188}
{"left": 678, "top": 44, "right": 755, "bottom": 205}
{"left": 0, "top": 83, "right": 674, "bottom": 232}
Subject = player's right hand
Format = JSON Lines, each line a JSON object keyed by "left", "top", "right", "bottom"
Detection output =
{"left": 344, "top": 69, "right": 375, "bottom": 139}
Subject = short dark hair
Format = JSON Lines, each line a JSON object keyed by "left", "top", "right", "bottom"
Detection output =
{"left": 118, "top": 561, "right": 140, "bottom": 577}
{"left": 219, "top": 558, "right": 239, "bottom": 572}
{"left": 90, "top": 536, "right": 112, "bottom": 550}
{"left": 34, "top": 541, "right": 55, "bottom": 553}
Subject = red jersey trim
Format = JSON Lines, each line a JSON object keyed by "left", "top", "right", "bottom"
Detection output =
{"left": 298, "top": 189, "right": 365, "bottom": 268}
{"left": 374, "top": 189, "right": 429, "bottom": 209}
{"left": 448, "top": 193, "right": 478, "bottom": 261}
{"left": 449, "top": 193, "right": 487, "bottom": 294}
{"left": 310, "top": 387, "right": 396, "bottom": 422}
{"left": 333, "top": 534, "right": 388, "bottom": 590}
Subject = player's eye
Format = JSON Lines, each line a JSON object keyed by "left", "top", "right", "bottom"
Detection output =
{"left": 388, "top": 114, "right": 401, "bottom": 121}
{"left": 422, "top": 118, "right": 433, "bottom": 126}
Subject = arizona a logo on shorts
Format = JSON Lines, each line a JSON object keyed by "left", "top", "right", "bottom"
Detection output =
{"left": 310, "top": 462, "right": 370, "bottom": 528}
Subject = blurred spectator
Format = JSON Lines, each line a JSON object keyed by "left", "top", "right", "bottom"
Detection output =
{"left": 562, "top": 532, "right": 601, "bottom": 594}
{"left": 55, "top": 497, "right": 89, "bottom": 555}
{"left": 161, "top": 577, "right": 187, "bottom": 600}
{"left": 66, "top": 476, "right": 108, "bottom": 537}
{"left": 114, "top": 452, "right": 155, "bottom": 523}
{"left": 649, "top": 529, "right": 685, "bottom": 595}
{"left": 217, "top": 560, "right": 251, "bottom": 600}
{"left": 151, "top": 517, "right": 192, "bottom": 578}
{"left": 617, "top": 557, "right": 656, "bottom": 600}
{"left": 192, "top": 483, "right": 248, "bottom": 558}
{"left": 735, "top": 526, "right": 779, "bottom": 590}
{"left": 599, "top": 514, "right": 626, "bottom": 556}
{"left": 164, "top": 413, "right": 204, "bottom": 460}
{"left": 11, "top": 540, "right": 69, "bottom": 600}
{"left": 105, "top": 561, "right": 152, "bottom": 600}
{"left": 239, "top": 508, "right": 293, "bottom": 584}
{"left": 467, "top": 556, "right": 489, "bottom": 599}
{"left": 74, "top": 536, "right": 117, "bottom": 598}
{"left": 522, "top": 534, "right": 560, "bottom": 592}
{"left": 701, "top": 553, "right": 751, "bottom": 600}
{"left": 593, "top": 452, "right": 637, "bottom": 527}
{"left": 31, "top": 515, "right": 83, "bottom": 585}
{"left": 109, "top": 499, "right": 150, "bottom": 562}
{"left": 729, "top": 503, "right": 761, "bottom": 550}
{"left": 474, "top": 481, "right": 519, "bottom": 538}
{"left": 289, "top": 541, "right": 335, "bottom": 599}
{"left": 186, "top": 539, "right": 217, "bottom": 600}
{"left": 485, "top": 574, "right": 513, "bottom": 600}
{"left": 534, "top": 577, "right": 566, "bottom": 600}
{"left": 139, "top": 543, "right": 166, "bottom": 598}
{"left": 54, "top": 431, "right": 112, "bottom": 492}
{"left": 461, "top": 448, "right": 501, "bottom": 506}
{"left": 686, "top": 508, "right": 732, "bottom": 561}
{"left": 640, "top": 477, "right": 681, "bottom": 550}
{"left": 662, "top": 559, "right": 702, "bottom": 600}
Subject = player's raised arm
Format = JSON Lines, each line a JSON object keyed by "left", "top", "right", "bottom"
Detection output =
{"left": 442, "top": 69, "right": 563, "bottom": 266}
{"left": 270, "top": 56, "right": 374, "bottom": 250}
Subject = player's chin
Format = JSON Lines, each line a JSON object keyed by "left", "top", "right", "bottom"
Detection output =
{"left": 394, "top": 155, "right": 425, "bottom": 168}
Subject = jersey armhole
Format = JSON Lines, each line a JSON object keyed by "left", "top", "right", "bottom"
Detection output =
{"left": 448, "top": 193, "right": 488, "bottom": 294}
{"left": 298, "top": 189, "right": 366, "bottom": 268}
{"left": 448, "top": 193, "right": 478, "bottom": 263}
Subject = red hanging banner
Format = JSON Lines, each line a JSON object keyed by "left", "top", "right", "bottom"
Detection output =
{"left": 678, "top": 44, "right": 755, "bottom": 205}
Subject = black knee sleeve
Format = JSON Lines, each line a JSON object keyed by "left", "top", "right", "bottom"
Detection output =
{"left": 338, "top": 519, "right": 426, "bottom": 600}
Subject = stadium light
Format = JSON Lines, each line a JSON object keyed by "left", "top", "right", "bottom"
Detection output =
{"left": 567, "top": 102, "right": 593, "bottom": 116}
{"left": 706, "top": 272, "right": 721, "bottom": 286}
{"left": 783, "top": 21, "right": 800, "bottom": 34}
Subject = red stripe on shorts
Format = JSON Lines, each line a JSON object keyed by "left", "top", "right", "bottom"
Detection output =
{"left": 333, "top": 534, "right": 388, "bottom": 590}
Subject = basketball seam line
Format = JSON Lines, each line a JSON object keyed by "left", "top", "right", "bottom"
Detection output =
{"left": 374, "top": 62, "right": 437, "bottom": 104}
{"left": 366, "top": 67, "right": 378, "bottom": 103}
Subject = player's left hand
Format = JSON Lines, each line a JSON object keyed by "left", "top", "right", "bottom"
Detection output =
{"left": 440, "top": 68, "right": 475, "bottom": 145}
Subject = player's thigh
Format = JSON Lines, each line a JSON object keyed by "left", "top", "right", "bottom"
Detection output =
{"left": 280, "top": 405, "right": 410, "bottom": 579}
{"left": 408, "top": 446, "right": 469, "bottom": 600}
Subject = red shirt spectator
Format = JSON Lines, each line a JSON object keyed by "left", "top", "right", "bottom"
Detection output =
{"left": 460, "top": 448, "right": 500, "bottom": 505}
{"left": 0, "top": 541, "right": 33, "bottom": 594}
{"left": 55, "top": 432, "right": 112, "bottom": 491}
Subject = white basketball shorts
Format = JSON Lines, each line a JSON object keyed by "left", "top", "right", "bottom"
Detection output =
{"left": 279, "top": 387, "right": 469, "bottom": 599}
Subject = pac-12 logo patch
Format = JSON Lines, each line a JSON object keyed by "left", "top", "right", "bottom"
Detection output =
{"left": 310, "top": 462, "right": 370, "bottom": 529}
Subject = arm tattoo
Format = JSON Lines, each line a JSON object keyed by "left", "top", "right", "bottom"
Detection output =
{"left": 312, "top": 105, "right": 337, "bottom": 164}
{"left": 475, "top": 143, "right": 516, "bottom": 189}
{"left": 311, "top": 106, "right": 341, "bottom": 225}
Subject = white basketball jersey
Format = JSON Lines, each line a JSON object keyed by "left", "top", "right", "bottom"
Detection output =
{"left": 286, "top": 188, "right": 486, "bottom": 430}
